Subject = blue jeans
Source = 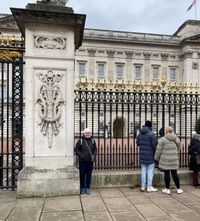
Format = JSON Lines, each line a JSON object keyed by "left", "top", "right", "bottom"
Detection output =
{"left": 141, "top": 163, "right": 155, "bottom": 189}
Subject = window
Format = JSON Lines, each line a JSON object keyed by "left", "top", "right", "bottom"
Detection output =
{"left": 0, "top": 85, "right": 6, "bottom": 99}
{"left": 116, "top": 64, "right": 124, "bottom": 78}
{"left": 79, "top": 62, "right": 86, "bottom": 76}
{"left": 98, "top": 63, "right": 105, "bottom": 78}
{"left": 152, "top": 66, "right": 159, "bottom": 80}
{"left": 169, "top": 67, "right": 176, "bottom": 81}
{"left": 81, "top": 121, "right": 85, "bottom": 131}
{"left": 99, "top": 122, "right": 104, "bottom": 131}
{"left": 135, "top": 65, "right": 142, "bottom": 80}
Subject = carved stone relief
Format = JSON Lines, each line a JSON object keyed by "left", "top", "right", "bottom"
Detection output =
{"left": 41, "top": 0, "right": 68, "bottom": 6}
{"left": 161, "top": 53, "right": 169, "bottom": 61}
{"left": 192, "top": 62, "right": 198, "bottom": 70}
{"left": 143, "top": 52, "right": 151, "bottom": 60}
{"left": 34, "top": 36, "right": 66, "bottom": 50}
{"left": 36, "top": 70, "right": 64, "bottom": 148}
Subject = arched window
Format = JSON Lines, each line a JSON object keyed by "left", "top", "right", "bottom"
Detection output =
{"left": 113, "top": 117, "right": 126, "bottom": 138}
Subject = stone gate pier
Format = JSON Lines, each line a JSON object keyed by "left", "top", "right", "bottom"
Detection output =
{"left": 11, "top": 0, "right": 85, "bottom": 197}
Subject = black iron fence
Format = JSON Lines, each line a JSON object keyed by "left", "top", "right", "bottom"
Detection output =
{"left": 0, "top": 36, "right": 24, "bottom": 189}
{"left": 74, "top": 89, "right": 200, "bottom": 170}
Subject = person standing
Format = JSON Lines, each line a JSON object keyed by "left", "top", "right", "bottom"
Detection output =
{"left": 189, "top": 131, "right": 200, "bottom": 186}
{"left": 155, "top": 127, "right": 183, "bottom": 194}
{"left": 74, "top": 128, "right": 97, "bottom": 195}
{"left": 137, "top": 120, "right": 158, "bottom": 192}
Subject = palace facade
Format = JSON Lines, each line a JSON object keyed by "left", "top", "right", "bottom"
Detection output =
{"left": 1, "top": 14, "right": 200, "bottom": 137}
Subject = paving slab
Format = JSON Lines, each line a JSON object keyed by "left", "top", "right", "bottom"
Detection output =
{"left": 6, "top": 207, "right": 42, "bottom": 221}
{"left": 151, "top": 197, "right": 192, "bottom": 214}
{"left": 111, "top": 211, "right": 146, "bottom": 221}
{"left": 43, "top": 196, "right": 81, "bottom": 212}
{"left": 120, "top": 187, "right": 144, "bottom": 197}
{"left": 170, "top": 212, "right": 200, "bottom": 221}
{"left": 84, "top": 211, "right": 112, "bottom": 221}
{"left": 127, "top": 195, "right": 152, "bottom": 204}
{"left": 146, "top": 216, "right": 175, "bottom": 221}
{"left": 1, "top": 185, "right": 200, "bottom": 220}
{"left": 185, "top": 188, "right": 200, "bottom": 198}
{"left": 144, "top": 191, "right": 171, "bottom": 198}
{"left": 15, "top": 198, "right": 44, "bottom": 208}
{"left": 104, "top": 197, "right": 136, "bottom": 212}
{"left": 98, "top": 188, "right": 124, "bottom": 198}
{"left": 188, "top": 205, "right": 200, "bottom": 215}
{"left": 40, "top": 211, "right": 84, "bottom": 221}
{"left": 81, "top": 196, "right": 107, "bottom": 212}
{"left": 135, "top": 203, "right": 166, "bottom": 218}
{"left": 0, "top": 202, "right": 16, "bottom": 220}
{"left": 172, "top": 192, "right": 200, "bottom": 206}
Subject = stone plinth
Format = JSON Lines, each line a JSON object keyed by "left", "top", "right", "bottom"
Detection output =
{"left": 11, "top": 3, "right": 85, "bottom": 197}
{"left": 17, "top": 166, "right": 79, "bottom": 198}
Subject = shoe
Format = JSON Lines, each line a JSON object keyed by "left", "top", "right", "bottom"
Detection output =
{"left": 147, "top": 187, "right": 158, "bottom": 192}
{"left": 177, "top": 189, "right": 183, "bottom": 194}
{"left": 80, "top": 188, "right": 86, "bottom": 194}
{"left": 162, "top": 188, "right": 171, "bottom": 195}
{"left": 140, "top": 187, "right": 145, "bottom": 192}
{"left": 85, "top": 188, "right": 91, "bottom": 195}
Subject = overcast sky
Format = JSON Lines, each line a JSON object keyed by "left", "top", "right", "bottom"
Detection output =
{"left": 0, "top": 0, "right": 199, "bottom": 35}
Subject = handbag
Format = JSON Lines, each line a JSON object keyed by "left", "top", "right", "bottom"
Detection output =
{"left": 84, "top": 139, "right": 94, "bottom": 162}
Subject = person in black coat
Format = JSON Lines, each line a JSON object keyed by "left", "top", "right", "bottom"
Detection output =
{"left": 137, "top": 120, "right": 158, "bottom": 192}
{"left": 189, "top": 131, "right": 200, "bottom": 186}
{"left": 74, "top": 128, "right": 97, "bottom": 195}
{"left": 159, "top": 127, "right": 165, "bottom": 138}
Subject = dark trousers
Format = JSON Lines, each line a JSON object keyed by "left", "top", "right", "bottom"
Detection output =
{"left": 192, "top": 171, "right": 199, "bottom": 186}
{"left": 164, "top": 170, "right": 180, "bottom": 189}
{"left": 79, "top": 161, "right": 93, "bottom": 189}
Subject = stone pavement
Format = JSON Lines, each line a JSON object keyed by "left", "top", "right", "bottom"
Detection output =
{"left": 0, "top": 185, "right": 200, "bottom": 221}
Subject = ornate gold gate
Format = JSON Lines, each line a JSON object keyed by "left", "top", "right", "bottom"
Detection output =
{"left": 0, "top": 35, "right": 24, "bottom": 189}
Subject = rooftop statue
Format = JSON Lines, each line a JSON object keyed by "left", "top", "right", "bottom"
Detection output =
{"left": 41, "top": 0, "right": 68, "bottom": 6}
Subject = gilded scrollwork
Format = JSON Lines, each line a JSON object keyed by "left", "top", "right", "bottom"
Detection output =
{"left": 76, "top": 76, "right": 200, "bottom": 93}
{"left": 37, "top": 70, "right": 64, "bottom": 148}
{"left": 34, "top": 36, "right": 66, "bottom": 50}
{"left": 0, "top": 50, "right": 22, "bottom": 61}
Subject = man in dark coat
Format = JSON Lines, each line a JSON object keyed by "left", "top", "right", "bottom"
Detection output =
{"left": 137, "top": 120, "right": 158, "bottom": 192}
{"left": 189, "top": 131, "right": 200, "bottom": 186}
{"left": 74, "top": 128, "right": 97, "bottom": 195}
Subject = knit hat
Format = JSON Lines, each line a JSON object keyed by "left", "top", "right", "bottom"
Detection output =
{"left": 145, "top": 120, "right": 152, "bottom": 128}
{"left": 83, "top": 128, "right": 91, "bottom": 133}
{"left": 192, "top": 131, "right": 196, "bottom": 136}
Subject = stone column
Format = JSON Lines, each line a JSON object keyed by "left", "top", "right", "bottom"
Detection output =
{"left": 161, "top": 53, "right": 169, "bottom": 77}
{"left": 11, "top": 1, "right": 85, "bottom": 197}
{"left": 182, "top": 51, "right": 194, "bottom": 83}
{"left": 107, "top": 50, "right": 115, "bottom": 82}
{"left": 88, "top": 49, "right": 96, "bottom": 81}
{"left": 125, "top": 51, "right": 133, "bottom": 81}
{"left": 143, "top": 52, "right": 151, "bottom": 82}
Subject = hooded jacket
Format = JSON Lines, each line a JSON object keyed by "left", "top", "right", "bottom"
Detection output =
{"left": 154, "top": 132, "right": 181, "bottom": 170}
{"left": 137, "top": 126, "right": 157, "bottom": 165}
